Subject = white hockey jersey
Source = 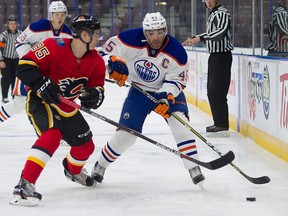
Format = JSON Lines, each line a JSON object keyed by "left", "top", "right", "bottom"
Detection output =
{"left": 15, "top": 18, "right": 72, "bottom": 58}
{"left": 102, "top": 28, "right": 188, "bottom": 97}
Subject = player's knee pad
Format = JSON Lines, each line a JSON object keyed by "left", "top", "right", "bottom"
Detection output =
{"left": 70, "top": 139, "right": 95, "bottom": 159}
{"left": 109, "top": 129, "right": 137, "bottom": 154}
{"left": 168, "top": 112, "right": 194, "bottom": 142}
{"left": 34, "top": 128, "right": 62, "bottom": 155}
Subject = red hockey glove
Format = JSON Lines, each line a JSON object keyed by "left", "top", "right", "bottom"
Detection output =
{"left": 108, "top": 56, "right": 129, "bottom": 87}
{"left": 79, "top": 87, "right": 105, "bottom": 109}
{"left": 153, "top": 92, "right": 175, "bottom": 118}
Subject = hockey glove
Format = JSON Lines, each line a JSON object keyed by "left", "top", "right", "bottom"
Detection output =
{"left": 108, "top": 55, "right": 129, "bottom": 87}
{"left": 153, "top": 92, "right": 175, "bottom": 118}
{"left": 79, "top": 87, "right": 105, "bottom": 109}
{"left": 36, "top": 77, "right": 61, "bottom": 104}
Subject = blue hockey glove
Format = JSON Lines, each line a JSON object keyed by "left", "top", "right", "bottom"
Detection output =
{"left": 108, "top": 56, "right": 129, "bottom": 87}
{"left": 153, "top": 92, "right": 175, "bottom": 118}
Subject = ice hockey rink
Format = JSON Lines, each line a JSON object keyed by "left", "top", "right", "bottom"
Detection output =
{"left": 0, "top": 82, "right": 287, "bottom": 216}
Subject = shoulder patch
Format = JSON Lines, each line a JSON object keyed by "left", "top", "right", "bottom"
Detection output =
{"left": 162, "top": 35, "right": 187, "bottom": 65}
{"left": 118, "top": 28, "right": 146, "bottom": 48}
{"left": 54, "top": 38, "right": 66, "bottom": 46}
{"left": 29, "top": 19, "right": 51, "bottom": 32}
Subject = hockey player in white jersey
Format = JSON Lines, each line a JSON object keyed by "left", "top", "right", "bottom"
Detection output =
{"left": 91, "top": 12, "right": 205, "bottom": 187}
{"left": 0, "top": 1, "right": 72, "bottom": 123}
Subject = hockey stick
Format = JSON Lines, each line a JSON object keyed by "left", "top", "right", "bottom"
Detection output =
{"left": 59, "top": 96, "right": 234, "bottom": 170}
{"left": 105, "top": 78, "right": 130, "bottom": 87}
{"left": 131, "top": 82, "right": 271, "bottom": 185}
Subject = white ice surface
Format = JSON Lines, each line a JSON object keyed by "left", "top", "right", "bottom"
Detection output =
{"left": 0, "top": 83, "right": 287, "bottom": 216}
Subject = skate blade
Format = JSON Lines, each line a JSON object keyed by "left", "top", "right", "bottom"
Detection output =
{"left": 196, "top": 181, "right": 204, "bottom": 190}
{"left": 206, "top": 131, "right": 229, "bottom": 138}
{"left": 9, "top": 195, "right": 40, "bottom": 207}
{"left": 60, "top": 139, "right": 68, "bottom": 146}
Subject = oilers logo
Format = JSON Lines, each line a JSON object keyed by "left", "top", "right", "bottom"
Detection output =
{"left": 134, "top": 60, "right": 160, "bottom": 82}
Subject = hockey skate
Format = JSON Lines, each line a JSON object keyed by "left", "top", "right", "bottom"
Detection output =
{"left": 2, "top": 98, "right": 9, "bottom": 103}
{"left": 63, "top": 158, "right": 95, "bottom": 187}
{"left": 189, "top": 166, "right": 205, "bottom": 189}
{"left": 91, "top": 161, "right": 106, "bottom": 183}
{"left": 9, "top": 178, "right": 42, "bottom": 207}
{"left": 206, "top": 125, "right": 229, "bottom": 138}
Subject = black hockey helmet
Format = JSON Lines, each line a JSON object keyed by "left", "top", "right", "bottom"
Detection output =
{"left": 8, "top": 15, "right": 17, "bottom": 23}
{"left": 71, "top": 15, "right": 101, "bottom": 38}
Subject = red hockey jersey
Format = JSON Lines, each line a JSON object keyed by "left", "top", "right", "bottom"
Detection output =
{"left": 19, "top": 37, "right": 106, "bottom": 114}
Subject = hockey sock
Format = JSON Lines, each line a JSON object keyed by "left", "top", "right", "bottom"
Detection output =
{"left": 66, "top": 139, "right": 95, "bottom": 174}
{"left": 98, "top": 130, "right": 136, "bottom": 168}
{"left": 167, "top": 112, "right": 199, "bottom": 169}
{"left": 0, "top": 96, "right": 26, "bottom": 123}
{"left": 22, "top": 128, "right": 62, "bottom": 184}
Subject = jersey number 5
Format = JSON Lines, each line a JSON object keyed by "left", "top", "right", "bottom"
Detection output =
{"left": 35, "top": 47, "right": 50, "bottom": 59}
{"left": 104, "top": 41, "right": 116, "bottom": 53}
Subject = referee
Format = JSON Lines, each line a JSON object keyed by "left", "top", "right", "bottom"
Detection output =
{"left": 266, "top": 0, "right": 288, "bottom": 57}
{"left": 0, "top": 15, "right": 22, "bottom": 103}
{"left": 182, "top": 0, "right": 233, "bottom": 136}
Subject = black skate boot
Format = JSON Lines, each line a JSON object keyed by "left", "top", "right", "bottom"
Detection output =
{"left": 206, "top": 125, "right": 229, "bottom": 137}
{"left": 91, "top": 161, "right": 106, "bottom": 183}
{"left": 63, "top": 158, "right": 95, "bottom": 187}
{"left": 189, "top": 166, "right": 205, "bottom": 189}
{"left": 10, "top": 178, "right": 42, "bottom": 206}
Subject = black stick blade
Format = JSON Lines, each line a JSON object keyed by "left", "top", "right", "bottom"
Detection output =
{"left": 246, "top": 175, "right": 271, "bottom": 184}
{"left": 208, "top": 151, "right": 235, "bottom": 169}
{"left": 181, "top": 150, "right": 235, "bottom": 170}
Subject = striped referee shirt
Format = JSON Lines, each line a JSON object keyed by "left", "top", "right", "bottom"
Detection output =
{"left": 199, "top": 5, "right": 233, "bottom": 53}
{"left": 0, "top": 29, "right": 22, "bottom": 60}
{"left": 266, "top": 4, "right": 288, "bottom": 52}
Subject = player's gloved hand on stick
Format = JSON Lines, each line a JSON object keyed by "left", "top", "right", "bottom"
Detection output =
{"left": 35, "top": 77, "right": 62, "bottom": 104}
{"left": 79, "top": 86, "right": 105, "bottom": 109}
{"left": 153, "top": 92, "right": 175, "bottom": 118}
{"left": 108, "top": 55, "right": 129, "bottom": 87}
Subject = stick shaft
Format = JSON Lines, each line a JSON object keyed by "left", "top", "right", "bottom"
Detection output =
{"left": 58, "top": 95, "right": 233, "bottom": 170}
{"left": 130, "top": 82, "right": 270, "bottom": 184}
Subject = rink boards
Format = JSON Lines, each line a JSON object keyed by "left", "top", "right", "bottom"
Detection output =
{"left": 185, "top": 49, "right": 288, "bottom": 162}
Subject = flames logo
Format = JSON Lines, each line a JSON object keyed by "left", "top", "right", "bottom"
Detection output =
{"left": 58, "top": 77, "right": 87, "bottom": 99}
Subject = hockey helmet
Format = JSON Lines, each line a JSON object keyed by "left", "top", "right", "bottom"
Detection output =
{"left": 48, "top": 1, "right": 68, "bottom": 20}
{"left": 8, "top": 15, "right": 17, "bottom": 23}
{"left": 71, "top": 15, "right": 101, "bottom": 38}
{"left": 142, "top": 12, "right": 167, "bottom": 31}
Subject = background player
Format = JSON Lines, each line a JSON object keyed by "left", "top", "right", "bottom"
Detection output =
{"left": 0, "top": 1, "right": 72, "bottom": 123}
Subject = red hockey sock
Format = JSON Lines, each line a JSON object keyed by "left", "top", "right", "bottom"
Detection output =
{"left": 22, "top": 128, "right": 62, "bottom": 184}
{"left": 66, "top": 139, "right": 95, "bottom": 174}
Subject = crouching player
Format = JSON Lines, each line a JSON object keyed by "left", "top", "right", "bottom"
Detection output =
{"left": 10, "top": 15, "right": 128, "bottom": 206}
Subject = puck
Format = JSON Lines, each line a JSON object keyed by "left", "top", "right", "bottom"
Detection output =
{"left": 246, "top": 197, "right": 256, "bottom": 201}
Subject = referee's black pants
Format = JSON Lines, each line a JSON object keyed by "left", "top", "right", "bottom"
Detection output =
{"left": 1, "top": 58, "right": 18, "bottom": 99}
{"left": 207, "top": 51, "right": 232, "bottom": 128}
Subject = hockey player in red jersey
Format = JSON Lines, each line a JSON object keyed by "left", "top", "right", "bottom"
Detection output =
{"left": 0, "top": 1, "right": 72, "bottom": 124}
{"left": 9, "top": 15, "right": 128, "bottom": 207}
{"left": 91, "top": 12, "right": 205, "bottom": 188}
